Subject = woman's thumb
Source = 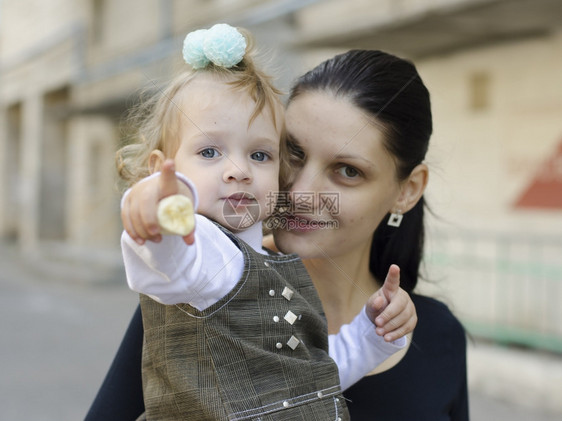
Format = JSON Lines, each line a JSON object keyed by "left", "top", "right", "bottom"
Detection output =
{"left": 382, "top": 264, "right": 401, "bottom": 297}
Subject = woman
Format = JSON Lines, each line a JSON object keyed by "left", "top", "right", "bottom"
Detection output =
{"left": 86, "top": 50, "right": 468, "bottom": 420}
{"left": 276, "top": 50, "right": 469, "bottom": 420}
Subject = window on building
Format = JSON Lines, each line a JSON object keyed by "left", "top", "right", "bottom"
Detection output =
{"left": 5, "top": 103, "right": 23, "bottom": 240}
{"left": 40, "top": 88, "right": 69, "bottom": 241}
{"left": 92, "top": 0, "right": 106, "bottom": 44}
{"left": 88, "top": 141, "right": 103, "bottom": 198}
{"left": 469, "top": 71, "right": 491, "bottom": 111}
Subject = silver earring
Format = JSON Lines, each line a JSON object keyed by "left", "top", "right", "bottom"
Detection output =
{"left": 387, "top": 210, "right": 403, "bottom": 227}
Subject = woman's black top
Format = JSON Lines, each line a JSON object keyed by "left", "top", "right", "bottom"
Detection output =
{"left": 344, "top": 294, "right": 469, "bottom": 420}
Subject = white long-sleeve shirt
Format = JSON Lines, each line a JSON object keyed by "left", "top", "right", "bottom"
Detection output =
{"left": 122, "top": 173, "right": 405, "bottom": 390}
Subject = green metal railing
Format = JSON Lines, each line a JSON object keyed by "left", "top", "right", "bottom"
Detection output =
{"left": 424, "top": 228, "right": 562, "bottom": 354}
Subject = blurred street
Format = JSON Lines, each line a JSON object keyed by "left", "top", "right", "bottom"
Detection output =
{"left": 1, "top": 241, "right": 561, "bottom": 421}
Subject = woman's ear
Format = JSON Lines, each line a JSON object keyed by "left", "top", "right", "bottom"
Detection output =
{"left": 148, "top": 150, "right": 166, "bottom": 174}
{"left": 394, "top": 163, "right": 428, "bottom": 213}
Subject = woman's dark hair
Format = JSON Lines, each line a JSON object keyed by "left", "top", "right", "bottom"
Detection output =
{"left": 289, "top": 50, "right": 432, "bottom": 292}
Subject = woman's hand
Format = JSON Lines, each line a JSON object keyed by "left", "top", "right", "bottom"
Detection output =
{"left": 365, "top": 264, "right": 417, "bottom": 342}
{"left": 121, "top": 159, "right": 195, "bottom": 246}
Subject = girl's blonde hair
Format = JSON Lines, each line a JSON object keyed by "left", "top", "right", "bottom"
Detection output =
{"left": 116, "top": 28, "right": 289, "bottom": 189}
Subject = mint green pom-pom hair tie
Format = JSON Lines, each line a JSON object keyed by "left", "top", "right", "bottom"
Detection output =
{"left": 182, "top": 23, "right": 247, "bottom": 69}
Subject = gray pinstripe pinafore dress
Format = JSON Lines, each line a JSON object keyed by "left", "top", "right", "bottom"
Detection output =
{"left": 139, "top": 225, "right": 349, "bottom": 420}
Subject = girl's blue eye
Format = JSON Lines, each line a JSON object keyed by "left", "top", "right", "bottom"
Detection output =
{"left": 200, "top": 148, "right": 219, "bottom": 158}
{"left": 251, "top": 151, "right": 268, "bottom": 162}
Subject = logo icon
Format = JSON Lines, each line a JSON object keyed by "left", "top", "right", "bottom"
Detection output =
{"left": 222, "top": 192, "right": 261, "bottom": 230}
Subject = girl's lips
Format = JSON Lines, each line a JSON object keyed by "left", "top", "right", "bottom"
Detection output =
{"left": 228, "top": 198, "right": 255, "bottom": 207}
{"left": 224, "top": 193, "right": 256, "bottom": 207}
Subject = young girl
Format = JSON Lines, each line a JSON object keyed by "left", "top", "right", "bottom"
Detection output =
{"left": 119, "top": 24, "right": 416, "bottom": 420}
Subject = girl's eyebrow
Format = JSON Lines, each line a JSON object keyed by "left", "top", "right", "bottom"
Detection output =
{"left": 255, "top": 142, "right": 279, "bottom": 154}
{"left": 256, "top": 136, "right": 281, "bottom": 146}
{"left": 188, "top": 130, "right": 220, "bottom": 142}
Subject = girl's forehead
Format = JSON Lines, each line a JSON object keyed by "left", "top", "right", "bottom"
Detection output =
{"left": 178, "top": 75, "right": 236, "bottom": 103}
{"left": 172, "top": 80, "right": 280, "bottom": 140}
{"left": 179, "top": 74, "right": 281, "bottom": 115}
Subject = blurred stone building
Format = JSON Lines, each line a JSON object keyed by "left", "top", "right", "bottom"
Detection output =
{"left": 1, "top": 0, "right": 562, "bottom": 405}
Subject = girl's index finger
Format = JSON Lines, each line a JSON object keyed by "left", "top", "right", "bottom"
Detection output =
{"left": 159, "top": 159, "right": 179, "bottom": 199}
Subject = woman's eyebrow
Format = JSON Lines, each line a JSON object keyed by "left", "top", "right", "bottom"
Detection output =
{"left": 333, "top": 153, "right": 375, "bottom": 167}
{"left": 285, "top": 131, "right": 297, "bottom": 142}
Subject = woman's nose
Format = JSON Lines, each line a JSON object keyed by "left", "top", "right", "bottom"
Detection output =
{"left": 289, "top": 168, "right": 321, "bottom": 212}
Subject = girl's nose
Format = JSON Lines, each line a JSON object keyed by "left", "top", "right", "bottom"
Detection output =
{"left": 223, "top": 156, "right": 251, "bottom": 183}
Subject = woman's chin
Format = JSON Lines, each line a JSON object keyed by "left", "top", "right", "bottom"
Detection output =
{"left": 273, "top": 228, "right": 324, "bottom": 258}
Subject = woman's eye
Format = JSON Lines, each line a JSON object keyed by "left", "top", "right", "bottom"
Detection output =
{"left": 251, "top": 151, "right": 268, "bottom": 162}
{"left": 200, "top": 148, "right": 219, "bottom": 158}
{"left": 336, "top": 165, "right": 360, "bottom": 178}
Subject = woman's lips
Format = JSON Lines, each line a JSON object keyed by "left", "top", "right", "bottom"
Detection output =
{"left": 282, "top": 214, "right": 328, "bottom": 233}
